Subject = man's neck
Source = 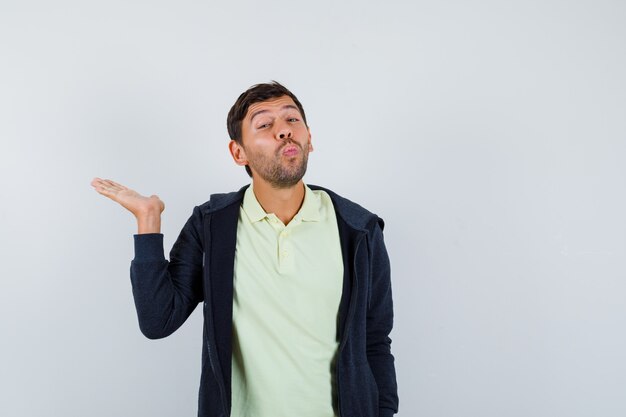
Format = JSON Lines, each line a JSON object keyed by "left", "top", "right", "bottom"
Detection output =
{"left": 251, "top": 178, "right": 305, "bottom": 226}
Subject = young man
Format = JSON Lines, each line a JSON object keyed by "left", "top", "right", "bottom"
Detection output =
{"left": 90, "top": 81, "right": 398, "bottom": 417}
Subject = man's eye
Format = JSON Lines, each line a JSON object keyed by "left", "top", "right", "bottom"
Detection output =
{"left": 288, "top": 118, "right": 299, "bottom": 122}
{"left": 258, "top": 123, "right": 270, "bottom": 129}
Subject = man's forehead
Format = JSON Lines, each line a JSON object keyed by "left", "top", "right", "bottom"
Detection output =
{"left": 245, "top": 96, "right": 299, "bottom": 120}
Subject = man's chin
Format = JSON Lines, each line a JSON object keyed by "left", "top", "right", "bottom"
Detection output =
{"left": 270, "top": 169, "right": 308, "bottom": 189}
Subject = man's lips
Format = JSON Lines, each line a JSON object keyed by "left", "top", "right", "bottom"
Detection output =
{"left": 282, "top": 145, "right": 299, "bottom": 156}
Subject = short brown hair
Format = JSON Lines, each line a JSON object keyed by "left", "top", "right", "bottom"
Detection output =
{"left": 227, "top": 81, "right": 308, "bottom": 177}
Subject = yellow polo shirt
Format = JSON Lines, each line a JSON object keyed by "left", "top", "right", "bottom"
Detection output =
{"left": 231, "top": 182, "right": 344, "bottom": 417}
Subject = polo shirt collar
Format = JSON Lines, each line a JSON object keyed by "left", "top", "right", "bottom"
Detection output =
{"left": 298, "top": 184, "right": 322, "bottom": 222}
{"left": 242, "top": 181, "right": 321, "bottom": 224}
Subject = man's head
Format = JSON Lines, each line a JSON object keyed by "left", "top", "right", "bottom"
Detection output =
{"left": 227, "top": 81, "right": 313, "bottom": 187}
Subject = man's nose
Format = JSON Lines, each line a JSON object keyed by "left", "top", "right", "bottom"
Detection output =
{"left": 276, "top": 124, "right": 292, "bottom": 140}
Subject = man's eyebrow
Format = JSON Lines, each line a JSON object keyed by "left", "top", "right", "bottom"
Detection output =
{"left": 249, "top": 105, "right": 300, "bottom": 124}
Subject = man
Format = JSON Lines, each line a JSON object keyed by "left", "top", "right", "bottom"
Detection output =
{"left": 90, "top": 81, "right": 398, "bottom": 417}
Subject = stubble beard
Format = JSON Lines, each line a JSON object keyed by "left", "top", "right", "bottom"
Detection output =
{"left": 248, "top": 142, "right": 310, "bottom": 189}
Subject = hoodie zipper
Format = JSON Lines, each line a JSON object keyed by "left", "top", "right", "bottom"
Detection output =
{"left": 336, "top": 233, "right": 365, "bottom": 417}
{"left": 202, "top": 239, "right": 229, "bottom": 417}
{"left": 203, "top": 301, "right": 229, "bottom": 417}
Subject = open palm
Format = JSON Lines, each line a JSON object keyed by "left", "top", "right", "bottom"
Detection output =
{"left": 90, "top": 177, "right": 164, "bottom": 217}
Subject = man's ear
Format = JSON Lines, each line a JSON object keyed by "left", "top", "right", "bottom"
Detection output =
{"left": 228, "top": 140, "right": 248, "bottom": 166}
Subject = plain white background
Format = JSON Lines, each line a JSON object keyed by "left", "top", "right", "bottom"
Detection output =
{"left": 1, "top": 0, "right": 625, "bottom": 416}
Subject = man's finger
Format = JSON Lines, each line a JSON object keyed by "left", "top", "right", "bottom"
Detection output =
{"left": 101, "top": 179, "right": 124, "bottom": 191}
{"left": 107, "top": 180, "right": 127, "bottom": 190}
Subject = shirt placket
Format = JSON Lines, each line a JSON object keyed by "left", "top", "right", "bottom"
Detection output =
{"left": 267, "top": 214, "right": 299, "bottom": 273}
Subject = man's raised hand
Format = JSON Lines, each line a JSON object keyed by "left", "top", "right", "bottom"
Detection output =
{"left": 90, "top": 177, "right": 164, "bottom": 234}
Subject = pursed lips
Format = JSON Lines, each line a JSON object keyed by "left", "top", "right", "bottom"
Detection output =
{"left": 281, "top": 144, "right": 300, "bottom": 156}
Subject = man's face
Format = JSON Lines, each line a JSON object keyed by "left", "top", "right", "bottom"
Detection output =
{"left": 235, "top": 95, "right": 313, "bottom": 188}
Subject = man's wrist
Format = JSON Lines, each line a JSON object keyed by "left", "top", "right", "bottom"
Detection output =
{"left": 136, "top": 213, "right": 162, "bottom": 234}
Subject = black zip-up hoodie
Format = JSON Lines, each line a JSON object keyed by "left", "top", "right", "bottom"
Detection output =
{"left": 130, "top": 184, "right": 399, "bottom": 417}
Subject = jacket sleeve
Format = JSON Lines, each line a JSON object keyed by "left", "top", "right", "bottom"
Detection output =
{"left": 129, "top": 205, "right": 205, "bottom": 339}
{"left": 366, "top": 218, "right": 399, "bottom": 416}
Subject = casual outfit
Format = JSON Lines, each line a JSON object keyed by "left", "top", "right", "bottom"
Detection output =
{"left": 130, "top": 183, "right": 399, "bottom": 417}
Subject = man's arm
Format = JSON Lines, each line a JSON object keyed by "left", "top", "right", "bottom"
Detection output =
{"left": 366, "top": 219, "right": 399, "bottom": 417}
{"left": 130, "top": 206, "right": 205, "bottom": 339}
{"left": 90, "top": 178, "right": 204, "bottom": 339}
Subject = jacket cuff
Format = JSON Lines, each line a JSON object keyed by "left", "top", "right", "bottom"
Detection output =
{"left": 133, "top": 233, "right": 165, "bottom": 261}
{"left": 379, "top": 408, "right": 396, "bottom": 417}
